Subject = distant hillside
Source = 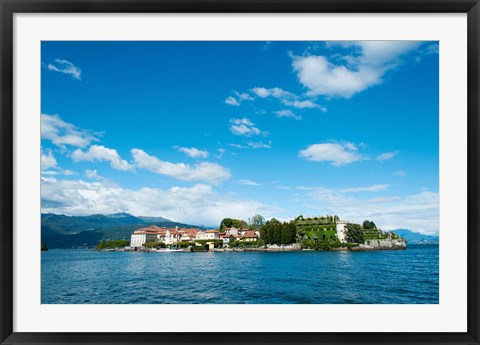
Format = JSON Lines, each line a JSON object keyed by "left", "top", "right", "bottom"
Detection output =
{"left": 138, "top": 216, "right": 172, "bottom": 223}
{"left": 41, "top": 213, "right": 204, "bottom": 249}
{"left": 390, "top": 229, "right": 439, "bottom": 244}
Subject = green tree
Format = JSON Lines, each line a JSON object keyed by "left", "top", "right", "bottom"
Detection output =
{"left": 249, "top": 214, "right": 265, "bottom": 230}
{"left": 345, "top": 223, "right": 365, "bottom": 244}
{"left": 273, "top": 223, "right": 282, "bottom": 244}
{"left": 219, "top": 218, "right": 248, "bottom": 232}
{"left": 362, "top": 220, "right": 377, "bottom": 230}
{"left": 95, "top": 239, "right": 130, "bottom": 250}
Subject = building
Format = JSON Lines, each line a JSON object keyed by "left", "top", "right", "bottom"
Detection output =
{"left": 196, "top": 229, "right": 219, "bottom": 240}
{"left": 219, "top": 233, "right": 237, "bottom": 244}
{"left": 335, "top": 221, "right": 349, "bottom": 243}
{"left": 240, "top": 230, "right": 258, "bottom": 242}
{"left": 130, "top": 225, "right": 200, "bottom": 247}
{"left": 130, "top": 225, "right": 164, "bottom": 247}
{"left": 224, "top": 227, "right": 251, "bottom": 237}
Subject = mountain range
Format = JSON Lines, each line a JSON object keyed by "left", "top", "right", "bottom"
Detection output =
{"left": 41, "top": 212, "right": 203, "bottom": 249}
{"left": 390, "top": 229, "right": 439, "bottom": 244}
{"left": 41, "top": 213, "right": 439, "bottom": 249}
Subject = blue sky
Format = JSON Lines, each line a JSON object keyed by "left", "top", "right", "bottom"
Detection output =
{"left": 41, "top": 41, "right": 439, "bottom": 234}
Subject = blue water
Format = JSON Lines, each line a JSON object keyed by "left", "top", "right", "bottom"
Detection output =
{"left": 41, "top": 244, "right": 438, "bottom": 304}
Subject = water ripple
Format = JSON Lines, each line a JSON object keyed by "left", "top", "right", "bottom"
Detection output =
{"left": 42, "top": 245, "right": 439, "bottom": 304}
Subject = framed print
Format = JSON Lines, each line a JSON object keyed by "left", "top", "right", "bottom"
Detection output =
{"left": 1, "top": 1, "right": 479, "bottom": 344}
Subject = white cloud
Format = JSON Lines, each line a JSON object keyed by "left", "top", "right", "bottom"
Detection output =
{"left": 251, "top": 87, "right": 295, "bottom": 99}
{"left": 41, "top": 148, "right": 57, "bottom": 170}
{"left": 228, "top": 143, "right": 246, "bottom": 149}
{"left": 225, "top": 96, "right": 240, "bottom": 106}
{"left": 304, "top": 187, "right": 438, "bottom": 234}
{"left": 299, "top": 142, "right": 363, "bottom": 166}
{"left": 344, "top": 142, "right": 358, "bottom": 151}
{"left": 41, "top": 178, "right": 281, "bottom": 226}
{"left": 247, "top": 141, "right": 272, "bottom": 149}
{"left": 225, "top": 86, "right": 327, "bottom": 113}
{"left": 225, "top": 91, "right": 254, "bottom": 106}
{"left": 41, "top": 113, "right": 99, "bottom": 148}
{"left": 282, "top": 99, "right": 327, "bottom": 111}
{"left": 72, "top": 145, "right": 133, "bottom": 171}
{"left": 393, "top": 170, "right": 406, "bottom": 176}
{"left": 275, "top": 110, "right": 302, "bottom": 120}
{"left": 41, "top": 170, "right": 59, "bottom": 176}
{"left": 292, "top": 41, "right": 422, "bottom": 98}
{"left": 175, "top": 146, "right": 209, "bottom": 158}
{"left": 276, "top": 186, "right": 292, "bottom": 190}
{"left": 376, "top": 151, "right": 399, "bottom": 161}
{"left": 85, "top": 169, "right": 102, "bottom": 180}
{"left": 228, "top": 140, "right": 272, "bottom": 149}
{"left": 41, "top": 169, "right": 76, "bottom": 176}
{"left": 62, "top": 170, "right": 76, "bottom": 176}
{"left": 215, "top": 148, "right": 226, "bottom": 158}
{"left": 46, "top": 59, "right": 81, "bottom": 80}
{"left": 229, "top": 118, "right": 268, "bottom": 137}
{"left": 235, "top": 91, "right": 254, "bottom": 101}
{"left": 237, "top": 179, "right": 260, "bottom": 186}
{"left": 131, "top": 148, "right": 230, "bottom": 185}
{"left": 339, "top": 184, "right": 390, "bottom": 193}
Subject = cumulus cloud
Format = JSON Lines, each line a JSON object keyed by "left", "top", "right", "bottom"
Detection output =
{"left": 275, "top": 109, "right": 302, "bottom": 120}
{"left": 41, "top": 178, "right": 281, "bottom": 226}
{"left": 72, "top": 145, "right": 133, "bottom": 171}
{"left": 249, "top": 86, "right": 326, "bottom": 112}
{"left": 41, "top": 148, "right": 57, "bottom": 170}
{"left": 339, "top": 184, "right": 390, "bottom": 193}
{"left": 229, "top": 118, "right": 268, "bottom": 137}
{"left": 376, "top": 151, "right": 399, "bottom": 161}
{"left": 131, "top": 148, "right": 230, "bottom": 185}
{"left": 45, "top": 59, "right": 81, "bottom": 80}
{"left": 292, "top": 41, "right": 423, "bottom": 98}
{"left": 235, "top": 92, "right": 254, "bottom": 101}
{"left": 41, "top": 113, "right": 99, "bottom": 148}
{"left": 85, "top": 169, "right": 102, "bottom": 180}
{"left": 299, "top": 142, "right": 363, "bottom": 166}
{"left": 225, "top": 91, "right": 254, "bottom": 106}
{"left": 303, "top": 187, "right": 438, "bottom": 234}
{"left": 225, "top": 96, "right": 240, "bottom": 106}
{"left": 251, "top": 87, "right": 295, "bottom": 99}
{"left": 175, "top": 146, "right": 209, "bottom": 158}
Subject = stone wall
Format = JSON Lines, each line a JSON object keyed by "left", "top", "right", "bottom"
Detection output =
{"left": 353, "top": 239, "right": 406, "bottom": 250}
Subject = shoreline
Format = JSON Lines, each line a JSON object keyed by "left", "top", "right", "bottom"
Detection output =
{"left": 95, "top": 241, "right": 407, "bottom": 253}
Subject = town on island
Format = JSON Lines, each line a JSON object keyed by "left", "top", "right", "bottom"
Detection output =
{"left": 95, "top": 215, "right": 407, "bottom": 253}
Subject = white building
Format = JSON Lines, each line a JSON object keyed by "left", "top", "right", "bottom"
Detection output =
{"left": 196, "top": 230, "right": 219, "bottom": 240}
{"left": 130, "top": 226, "right": 163, "bottom": 247}
{"left": 130, "top": 233, "right": 154, "bottom": 247}
{"left": 335, "top": 221, "right": 349, "bottom": 243}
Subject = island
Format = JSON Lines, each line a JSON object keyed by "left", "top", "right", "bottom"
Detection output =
{"left": 95, "top": 214, "right": 406, "bottom": 252}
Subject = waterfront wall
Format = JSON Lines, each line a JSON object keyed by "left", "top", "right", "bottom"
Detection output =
{"left": 352, "top": 239, "right": 407, "bottom": 251}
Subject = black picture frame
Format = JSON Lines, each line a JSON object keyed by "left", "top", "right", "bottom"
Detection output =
{"left": 1, "top": 1, "right": 479, "bottom": 344}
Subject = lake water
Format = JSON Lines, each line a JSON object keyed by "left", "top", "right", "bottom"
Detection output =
{"left": 41, "top": 244, "right": 438, "bottom": 304}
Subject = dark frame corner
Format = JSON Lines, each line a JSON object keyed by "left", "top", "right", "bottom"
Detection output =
{"left": 1, "top": 1, "right": 479, "bottom": 344}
